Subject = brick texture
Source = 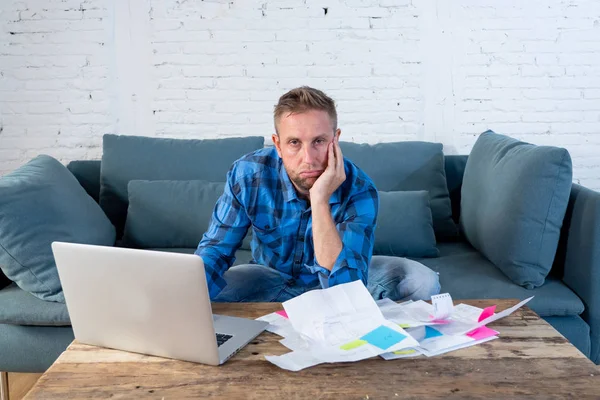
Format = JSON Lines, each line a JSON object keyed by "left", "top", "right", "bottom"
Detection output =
{"left": 0, "top": 0, "right": 599, "bottom": 190}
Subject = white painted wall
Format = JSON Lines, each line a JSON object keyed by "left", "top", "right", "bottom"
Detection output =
{"left": 1, "top": 0, "right": 599, "bottom": 189}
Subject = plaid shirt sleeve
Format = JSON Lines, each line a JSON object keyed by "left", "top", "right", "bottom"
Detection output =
{"left": 306, "top": 185, "right": 379, "bottom": 289}
{"left": 194, "top": 170, "right": 250, "bottom": 299}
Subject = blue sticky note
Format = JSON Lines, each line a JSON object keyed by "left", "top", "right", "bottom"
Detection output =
{"left": 360, "top": 325, "right": 406, "bottom": 350}
{"left": 424, "top": 326, "right": 443, "bottom": 340}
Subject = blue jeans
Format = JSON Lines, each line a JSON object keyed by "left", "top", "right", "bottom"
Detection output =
{"left": 213, "top": 256, "right": 441, "bottom": 302}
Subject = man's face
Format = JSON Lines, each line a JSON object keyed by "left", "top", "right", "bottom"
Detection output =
{"left": 272, "top": 109, "right": 340, "bottom": 197}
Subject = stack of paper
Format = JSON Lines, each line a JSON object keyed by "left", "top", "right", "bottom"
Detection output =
{"left": 257, "top": 281, "right": 533, "bottom": 370}
{"left": 259, "top": 280, "right": 419, "bottom": 371}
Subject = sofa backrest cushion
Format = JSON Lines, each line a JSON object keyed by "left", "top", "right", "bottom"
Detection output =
{"left": 123, "top": 179, "right": 252, "bottom": 251}
{"left": 460, "top": 130, "right": 573, "bottom": 289}
{"left": 99, "top": 134, "right": 264, "bottom": 237}
{"left": 67, "top": 160, "right": 102, "bottom": 202}
{"left": 339, "top": 141, "right": 458, "bottom": 241}
{"left": 66, "top": 152, "right": 472, "bottom": 240}
{"left": 444, "top": 155, "right": 469, "bottom": 224}
{"left": 374, "top": 190, "right": 439, "bottom": 258}
{"left": 0, "top": 155, "right": 116, "bottom": 302}
{"left": 124, "top": 179, "right": 224, "bottom": 249}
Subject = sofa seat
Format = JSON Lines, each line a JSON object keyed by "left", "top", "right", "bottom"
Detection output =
{"left": 155, "top": 245, "right": 585, "bottom": 318}
{"left": 0, "top": 324, "right": 75, "bottom": 372}
{"left": 0, "top": 283, "right": 70, "bottom": 326}
{"left": 414, "top": 241, "right": 585, "bottom": 318}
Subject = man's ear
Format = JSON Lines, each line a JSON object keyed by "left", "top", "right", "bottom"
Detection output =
{"left": 272, "top": 133, "right": 282, "bottom": 157}
{"left": 335, "top": 129, "right": 341, "bottom": 141}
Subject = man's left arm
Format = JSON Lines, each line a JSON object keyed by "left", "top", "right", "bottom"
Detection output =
{"left": 310, "top": 187, "right": 378, "bottom": 288}
{"left": 308, "top": 135, "right": 378, "bottom": 287}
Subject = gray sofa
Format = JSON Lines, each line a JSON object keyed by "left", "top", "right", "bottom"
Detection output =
{"left": 1, "top": 132, "right": 598, "bottom": 379}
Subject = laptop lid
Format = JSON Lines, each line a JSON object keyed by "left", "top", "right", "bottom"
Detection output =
{"left": 51, "top": 242, "right": 221, "bottom": 365}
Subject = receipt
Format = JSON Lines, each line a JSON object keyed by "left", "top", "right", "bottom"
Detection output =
{"left": 431, "top": 293, "right": 454, "bottom": 320}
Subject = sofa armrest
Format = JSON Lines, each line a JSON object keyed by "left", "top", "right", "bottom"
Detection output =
{"left": 559, "top": 184, "right": 600, "bottom": 364}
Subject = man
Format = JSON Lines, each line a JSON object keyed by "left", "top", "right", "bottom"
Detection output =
{"left": 195, "top": 86, "right": 440, "bottom": 302}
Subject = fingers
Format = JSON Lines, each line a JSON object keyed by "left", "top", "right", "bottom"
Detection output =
{"left": 335, "top": 136, "right": 344, "bottom": 171}
{"left": 327, "top": 140, "right": 335, "bottom": 170}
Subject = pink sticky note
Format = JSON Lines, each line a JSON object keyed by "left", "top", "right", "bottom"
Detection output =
{"left": 466, "top": 326, "right": 499, "bottom": 341}
{"left": 478, "top": 305, "right": 496, "bottom": 322}
{"left": 275, "top": 309, "right": 289, "bottom": 319}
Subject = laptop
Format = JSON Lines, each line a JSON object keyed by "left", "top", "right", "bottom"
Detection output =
{"left": 51, "top": 241, "right": 268, "bottom": 366}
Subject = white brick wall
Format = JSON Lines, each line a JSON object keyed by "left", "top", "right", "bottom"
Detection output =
{"left": 1, "top": 0, "right": 599, "bottom": 190}
{"left": 0, "top": 0, "right": 111, "bottom": 171}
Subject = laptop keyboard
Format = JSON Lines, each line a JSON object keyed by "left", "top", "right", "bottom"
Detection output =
{"left": 216, "top": 333, "right": 233, "bottom": 347}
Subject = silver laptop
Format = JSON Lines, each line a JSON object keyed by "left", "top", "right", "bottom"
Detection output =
{"left": 51, "top": 241, "right": 268, "bottom": 366}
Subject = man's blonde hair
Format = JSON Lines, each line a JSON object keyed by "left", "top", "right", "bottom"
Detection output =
{"left": 273, "top": 86, "right": 337, "bottom": 134}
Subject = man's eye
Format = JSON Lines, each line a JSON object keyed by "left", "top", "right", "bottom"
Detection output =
{"left": 315, "top": 139, "right": 325, "bottom": 144}
{"left": 289, "top": 140, "right": 299, "bottom": 146}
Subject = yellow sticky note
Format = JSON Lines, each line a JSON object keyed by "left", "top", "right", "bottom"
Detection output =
{"left": 340, "top": 339, "right": 368, "bottom": 350}
{"left": 393, "top": 349, "right": 417, "bottom": 355}
{"left": 398, "top": 324, "right": 411, "bottom": 328}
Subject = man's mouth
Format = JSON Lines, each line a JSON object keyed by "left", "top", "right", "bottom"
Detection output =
{"left": 300, "top": 170, "right": 322, "bottom": 178}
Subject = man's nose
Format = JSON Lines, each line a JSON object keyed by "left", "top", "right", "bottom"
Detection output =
{"left": 302, "top": 145, "right": 317, "bottom": 164}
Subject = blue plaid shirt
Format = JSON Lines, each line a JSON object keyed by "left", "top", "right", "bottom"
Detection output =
{"left": 195, "top": 146, "right": 379, "bottom": 299}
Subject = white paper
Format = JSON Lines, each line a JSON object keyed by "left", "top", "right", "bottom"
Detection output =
{"left": 380, "top": 348, "right": 423, "bottom": 360}
{"left": 400, "top": 300, "right": 437, "bottom": 321}
{"left": 392, "top": 300, "right": 452, "bottom": 325}
{"left": 452, "top": 303, "right": 484, "bottom": 321}
{"left": 282, "top": 280, "right": 386, "bottom": 347}
{"left": 419, "top": 336, "right": 498, "bottom": 357}
{"left": 266, "top": 342, "right": 382, "bottom": 372}
{"left": 477, "top": 296, "right": 533, "bottom": 327}
{"left": 267, "top": 320, "right": 419, "bottom": 371}
{"left": 265, "top": 351, "right": 324, "bottom": 371}
{"left": 260, "top": 288, "right": 529, "bottom": 371}
{"left": 256, "top": 312, "right": 296, "bottom": 337}
{"left": 375, "top": 298, "right": 399, "bottom": 309}
{"left": 264, "top": 281, "right": 419, "bottom": 370}
{"left": 418, "top": 334, "right": 474, "bottom": 353}
{"left": 279, "top": 333, "right": 310, "bottom": 352}
{"left": 434, "top": 297, "right": 534, "bottom": 336}
{"left": 431, "top": 293, "right": 454, "bottom": 320}
{"left": 379, "top": 301, "right": 444, "bottom": 328}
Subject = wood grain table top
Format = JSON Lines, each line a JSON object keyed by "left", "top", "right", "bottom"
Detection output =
{"left": 25, "top": 300, "right": 600, "bottom": 399}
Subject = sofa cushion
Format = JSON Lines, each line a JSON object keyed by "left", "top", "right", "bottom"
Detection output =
{"left": 124, "top": 180, "right": 225, "bottom": 248}
{"left": 0, "top": 283, "right": 70, "bottom": 326}
{"left": 100, "top": 134, "right": 264, "bottom": 236}
{"left": 444, "top": 155, "right": 469, "bottom": 224}
{"left": 415, "top": 242, "right": 585, "bottom": 317}
{"left": 543, "top": 315, "right": 591, "bottom": 359}
{"left": 124, "top": 180, "right": 252, "bottom": 250}
{"left": 340, "top": 141, "right": 458, "bottom": 241}
{"left": 0, "top": 155, "right": 116, "bottom": 303}
{"left": 67, "top": 160, "right": 102, "bottom": 203}
{"left": 460, "top": 130, "right": 573, "bottom": 289}
{"left": 0, "top": 324, "right": 74, "bottom": 372}
{"left": 374, "top": 191, "right": 439, "bottom": 258}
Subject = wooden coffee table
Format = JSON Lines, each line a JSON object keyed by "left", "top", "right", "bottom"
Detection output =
{"left": 24, "top": 300, "right": 599, "bottom": 399}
